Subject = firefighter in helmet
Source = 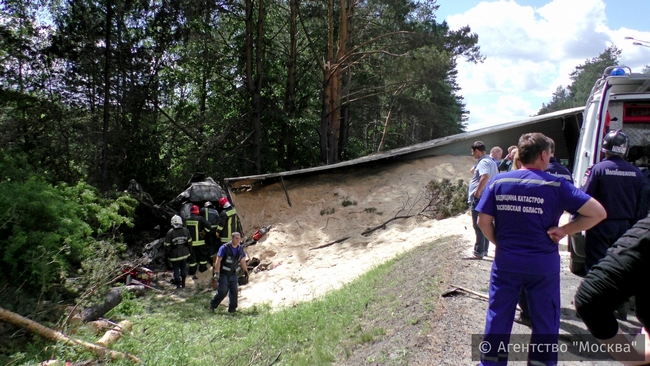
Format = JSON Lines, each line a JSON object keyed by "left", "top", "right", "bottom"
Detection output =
{"left": 201, "top": 201, "right": 220, "bottom": 262}
{"left": 186, "top": 204, "right": 212, "bottom": 277}
{"left": 164, "top": 215, "right": 192, "bottom": 288}
{"left": 216, "top": 197, "right": 243, "bottom": 246}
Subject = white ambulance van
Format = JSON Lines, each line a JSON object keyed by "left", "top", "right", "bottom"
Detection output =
{"left": 569, "top": 65, "right": 650, "bottom": 275}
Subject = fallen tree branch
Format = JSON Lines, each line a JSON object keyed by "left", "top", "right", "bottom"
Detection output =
{"left": 443, "top": 285, "right": 521, "bottom": 311}
{"left": 97, "top": 320, "right": 133, "bottom": 348}
{"left": 80, "top": 288, "right": 123, "bottom": 323}
{"left": 321, "top": 217, "right": 339, "bottom": 230}
{"left": 310, "top": 237, "right": 351, "bottom": 250}
{"left": 361, "top": 215, "right": 412, "bottom": 236}
{"left": 0, "top": 306, "right": 139, "bottom": 363}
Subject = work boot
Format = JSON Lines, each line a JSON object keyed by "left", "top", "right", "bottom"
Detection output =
{"left": 181, "top": 276, "right": 186, "bottom": 288}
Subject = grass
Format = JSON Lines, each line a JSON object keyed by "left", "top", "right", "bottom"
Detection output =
{"left": 4, "top": 238, "right": 453, "bottom": 366}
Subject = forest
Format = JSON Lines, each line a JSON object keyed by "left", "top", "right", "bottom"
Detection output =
{"left": 0, "top": 0, "right": 481, "bottom": 333}
{"left": 1, "top": 0, "right": 482, "bottom": 196}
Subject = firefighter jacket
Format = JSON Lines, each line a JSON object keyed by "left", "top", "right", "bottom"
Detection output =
{"left": 216, "top": 207, "right": 243, "bottom": 243}
{"left": 164, "top": 227, "right": 192, "bottom": 262}
{"left": 218, "top": 243, "right": 245, "bottom": 275}
{"left": 186, "top": 214, "right": 212, "bottom": 246}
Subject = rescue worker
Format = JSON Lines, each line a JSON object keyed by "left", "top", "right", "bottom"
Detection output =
{"left": 186, "top": 204, "right": 212, "bottom": 277}
{"left": 575, "top": 215, "right": 650, "bottom": 365}
{"left": 582, "top": 130, "right": 644, "bottom": 273}
{"left": 201, "top": 201, "right": 220, "bottom": 261}
{"left": 216, "top": 197, "right": 243, "bottom": 246}
{"left": 476, "top": 132, "right": 606, "bottom": 365}
{"left": 468, "top": 141, "right": 498, "bottom": 259}
{"left": 209, "top": 232, "right": 249, "bottom": 313}
{"left": 516, "top": 137, "right": 575, "bottom": 326}
{"left": 164, "top": 215, "right": 192, "bottom": 289}
{"left": 545, "top": 138, "right": 573, "bottom": 182}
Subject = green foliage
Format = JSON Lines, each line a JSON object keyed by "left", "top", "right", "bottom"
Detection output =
{"left": 538, "top": 46, "right": 621, "bottom": 114}
{"left": 1, "top": 236, "right": 458, "bottom": 365}
{"left": 106, "top": 289, "right": 144, "bottom": 317}
{"left": 341, "top": 197, "right": 357, "bottom": 207}
{"left": 423, "top": 179, "right": 469, "bottom": 220}
{"left": 0, "top": 149, "right": 137, "bottom": 309}
{"left": 320, "top": 207, "right": 335, "bottom": 215}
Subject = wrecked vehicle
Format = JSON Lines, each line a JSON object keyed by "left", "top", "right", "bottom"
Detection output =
{"left": 126, "top": 173, "right": 227, "bottom": 271}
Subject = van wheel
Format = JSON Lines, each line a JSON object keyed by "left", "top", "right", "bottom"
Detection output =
{"left": 568, "top": 236, "right": 586, "bottom": 277}
{"left": 569, "top": 257, "right": 586, "bottom": 277}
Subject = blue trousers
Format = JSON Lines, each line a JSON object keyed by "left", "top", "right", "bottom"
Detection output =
{"left": 480, "top": 268, "right": 560, "bottom": 366}
{"left": 210, "top": 273, "right": 239, "bottom": 312}
{"left": 172, "top": 259, "right": 187, "bottom": 286}
{"left": 585, "top": 219, "right": 630, "bottom": 272}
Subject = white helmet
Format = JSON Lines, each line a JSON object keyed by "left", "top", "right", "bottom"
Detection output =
{"left": 171, "top": 215, "right": 183, "bottom": 228}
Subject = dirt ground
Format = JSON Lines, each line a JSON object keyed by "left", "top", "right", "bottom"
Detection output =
{"left": 199, "top": 155, "right": 642, "bottom": 365}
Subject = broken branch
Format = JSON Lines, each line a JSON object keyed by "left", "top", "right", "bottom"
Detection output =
{"left": 310, "top": 237, "right": 351, "bottom": 250}
{"left": 361, "top": 215, "right": 412, "bottom": 236}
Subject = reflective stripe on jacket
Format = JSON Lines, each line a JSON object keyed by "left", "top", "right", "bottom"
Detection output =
{"left": 186, "top": 214, "right": 212, "bottom": 246}
{"left": 219, "top": 244, "right": 244, "bottom": 275}
{"left": 217, "top": 207, "right": 243, "bottom": 243}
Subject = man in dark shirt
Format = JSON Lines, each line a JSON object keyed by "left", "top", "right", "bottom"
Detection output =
{"left": 582, "top": 130, "right": 644, "bottom": 272}
{"left": 545, "top": 138, "right": 573, "bottom": 182}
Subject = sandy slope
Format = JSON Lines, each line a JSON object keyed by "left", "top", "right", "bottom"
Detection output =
{"left": 230, "top": 155, "right": 478, "bottom": 309}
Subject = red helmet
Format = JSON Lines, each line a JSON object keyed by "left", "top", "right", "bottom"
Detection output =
{"left": 190, "top": 205, "right": 200, "bottom": 214}
{"left": 218, "top": 197, "right": 229, "bottom": 207}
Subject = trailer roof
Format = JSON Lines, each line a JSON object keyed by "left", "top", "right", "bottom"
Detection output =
{"left": 224, "top": 107, "right": 584, "bottom": 189}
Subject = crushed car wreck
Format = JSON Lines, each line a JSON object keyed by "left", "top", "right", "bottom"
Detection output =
{"left": 126, "top": 173, "right": 227, "bottom": 271}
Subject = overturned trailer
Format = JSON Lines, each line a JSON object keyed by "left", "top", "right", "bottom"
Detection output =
{"left": 223, "top": 108, "right": 585, "bottom": 203}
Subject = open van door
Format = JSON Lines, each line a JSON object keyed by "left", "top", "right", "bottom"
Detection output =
{"left": 569, "top": 75, "right": 613, "bottom": 276}
{"left": 569, "top": 65, "right": 650, "bottom": 276}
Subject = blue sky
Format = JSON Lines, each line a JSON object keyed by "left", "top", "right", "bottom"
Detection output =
{"left": 434, "top": 0, "right": 650, "bottom": 130}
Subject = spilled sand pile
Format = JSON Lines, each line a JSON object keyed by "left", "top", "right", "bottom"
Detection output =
{"left": 230, "top": 155, "right": 479, "bottom": 309}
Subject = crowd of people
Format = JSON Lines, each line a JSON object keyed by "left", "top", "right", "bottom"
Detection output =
{"left": 470, "top": 132, "right": 650, "bottom": 365}
{"left": 163, "top": 196, "right": 248, "bottom": 314}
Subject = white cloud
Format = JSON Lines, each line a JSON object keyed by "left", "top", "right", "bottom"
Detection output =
{"left": 445, "top": 0, "right": 648, "bottom": 129}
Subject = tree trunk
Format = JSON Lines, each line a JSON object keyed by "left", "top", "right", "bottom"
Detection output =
{"left": 0, "top": 306, "right": 139, "bottom": 363}
{"left": 80, "top": 288, "right": 122, "bottom": 323}
{"left": 246, "top": 0, "right": 264, "bottom": 174}
{"left": 378, "top": 106, "right": 393, "bottom": 152}
{"left": 320, "top": 0, "right": 350, "bottom": 164}
{"left": 101, "top": 0, "right": 113, "bottom": 192}
{"left": 97, "top": 320, "right": 133, "bottom": 348}
{"left": 282, "top": 0, "right": 299, "bottom": 170}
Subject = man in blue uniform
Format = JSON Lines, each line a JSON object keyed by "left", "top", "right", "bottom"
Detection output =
{"left": 516, "top": 138, "right": 575, "bottom": 326}
{"left": 210, "top": 232, "right": 249, "bottom": 313}
{"left": 468, "top": 141, "right": 499, "bottom": 259}
{"left": 476, "top": 132, "right": 606, "bottom": 365}
{"left": 545, "top": 138, "right": 573, "bottom": 182}
{"left": 582, "top": 130, "right": 644, "bottom": 272}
